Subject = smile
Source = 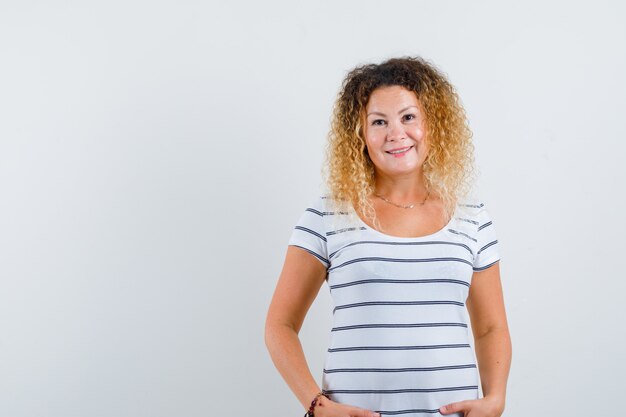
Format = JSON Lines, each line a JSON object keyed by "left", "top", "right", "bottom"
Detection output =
{"left": 385, "top": 145, "right": 414, "bottom": 156}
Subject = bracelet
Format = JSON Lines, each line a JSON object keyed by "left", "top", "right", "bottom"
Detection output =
{"left": 304, "top": 391, "right": 330, "bottom": 417}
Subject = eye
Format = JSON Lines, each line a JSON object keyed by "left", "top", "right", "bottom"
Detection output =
{"left": 371, "top": 119, "right": 386, "bottom": 126}
{"left": 403, "top": 114, "right": 416, "bottom": 122}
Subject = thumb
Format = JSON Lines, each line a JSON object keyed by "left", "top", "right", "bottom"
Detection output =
{"left": 440, "top": 400, "right": 472, "bottom": 415}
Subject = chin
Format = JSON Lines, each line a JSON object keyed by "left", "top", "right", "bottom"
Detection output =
{"left": 384, "top": 166, "right": 424, "bottom": 176}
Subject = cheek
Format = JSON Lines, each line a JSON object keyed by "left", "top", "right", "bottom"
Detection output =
{"left": 416, "top": 127, "right": 428, "bottom": 145}
{"left": 364, "top": 133, "right": 382, "bottom": 152}
{"left": 414, "top": 126, "right": 427, "bottom": 140}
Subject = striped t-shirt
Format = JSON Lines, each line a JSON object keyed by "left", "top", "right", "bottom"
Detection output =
{"left": 288, "top": 195, "right": 501, "bottom": 417}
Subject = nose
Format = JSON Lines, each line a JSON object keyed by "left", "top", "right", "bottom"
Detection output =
{"left": 386, "top": 121, "right": 405, "bottom": 141}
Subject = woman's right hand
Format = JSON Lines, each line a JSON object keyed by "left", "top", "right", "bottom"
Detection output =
{"left": 313, "top": 396, "right": 381, "bottom": 417}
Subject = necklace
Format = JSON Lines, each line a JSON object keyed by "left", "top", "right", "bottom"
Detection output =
{"left": 375, "top": 190, "right": 430, "bottom": 209}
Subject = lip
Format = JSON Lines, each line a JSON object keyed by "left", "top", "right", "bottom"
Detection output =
{"left": 385, "top": 145, "right": 414, "bottom": 154}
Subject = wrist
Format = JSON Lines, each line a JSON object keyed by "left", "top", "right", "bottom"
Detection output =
{"left": 304, "top": 391, "right": 330, "bottom": 417}
{"left": 483, "top": 394, "right": 506, "bottom": 413}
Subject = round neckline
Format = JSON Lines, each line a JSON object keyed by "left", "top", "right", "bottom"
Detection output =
{"left": 353, "top": 206, "right": 457, "bottom": 240}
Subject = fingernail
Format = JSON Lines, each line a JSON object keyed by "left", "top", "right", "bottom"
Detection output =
{"left": 440, "top": 406, "right": 447, "bottom": 412}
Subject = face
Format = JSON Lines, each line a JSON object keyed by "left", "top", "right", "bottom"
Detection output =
{"left": 363, "top": 85, "right": 429, "bottom": 177}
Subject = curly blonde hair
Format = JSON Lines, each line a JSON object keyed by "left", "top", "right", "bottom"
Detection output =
{"left": 323, "top": 56, "right": 477, "bottom": 228}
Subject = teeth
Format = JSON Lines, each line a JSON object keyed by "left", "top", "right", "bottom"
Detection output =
{"left": 388, "top": 146, "right": 412, "bottom": 154}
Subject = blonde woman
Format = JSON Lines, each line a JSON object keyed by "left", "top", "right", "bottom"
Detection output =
{"left": 265, "top": 56, "right": 511, "bottom": 417}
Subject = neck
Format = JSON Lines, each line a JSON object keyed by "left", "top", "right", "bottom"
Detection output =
{"left": 373, "top": 169, "right": 429, "bottom": 201}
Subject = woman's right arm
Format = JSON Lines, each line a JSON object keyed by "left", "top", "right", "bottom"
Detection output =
{"left": 264, "top": 246, "right": 380, "bottom": 417}
{"left": 264, "top": 245, "right": 328, "bottom": 409}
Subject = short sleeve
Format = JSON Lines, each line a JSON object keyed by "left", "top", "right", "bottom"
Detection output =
{"left": 288, "top": 196, "right": 330, "bottom": 269}
{"left": 473, "top": 203, "right": 501, "bottom": 271}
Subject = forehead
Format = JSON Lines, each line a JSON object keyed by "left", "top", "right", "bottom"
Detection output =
{"left": 365, "top": 85, "right": 420, "bottom": 111}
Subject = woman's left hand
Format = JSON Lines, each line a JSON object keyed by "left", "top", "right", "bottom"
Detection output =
{"left": 439, "top": 395, "right": 504, "bottom": 417}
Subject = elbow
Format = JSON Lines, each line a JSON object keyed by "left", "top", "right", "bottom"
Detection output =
{"left": 264, "top": 318, "right": 286, "bottom": 350}
{"left": 474, "top": 324, "right": 511, "bottom": 341}
{"left": 264, "top": 319, "right": 275, "bottom": 350}
{"left": 265, "top": 318, "right": 298, "bottom": 351}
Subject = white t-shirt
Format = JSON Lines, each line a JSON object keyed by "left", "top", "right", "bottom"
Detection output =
{"left": 288, "top": 195, "right": 501, "bottom": 416}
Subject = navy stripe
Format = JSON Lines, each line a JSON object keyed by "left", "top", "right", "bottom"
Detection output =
{"left": 305, "top": 207, "right": 323, "bottom": 217}
{"left": 326, "top": 227, "right": 367, "bottom": 236}
{"left": 328, "top": 344, "right": 471, "bottom": 352}
{"left": 478, "top": 240, "right": 498, "bottom": 254}
{"left": 457, "top": 217, "right": 479, "bottom": 225}
{"left": 473, "top": 259, "right": 500, "bottom": 271}
{"left": 294, "top": 225, "right": 327, "bottom": 242}
{"left": 376, "top": 408, "right": 441, "bottom": 415}
{"left": 478, "top": 220, "right": 493, "bottom": 231}
{"left": 330, "top": 278, "right": 470, "bottom": 290}
{"left": 329, "top": 240, "right": 473, "bottom": 260}
{"left": 447, "top": 228, "right": 478, "bottom": 242}
{"left": 376, "top": 408, "right": 439, "bottom": 416}
{"left": 323, "top": 364, "right": 477, "bottom": 373}
{"left": 290, "top": 245, "right": 329, "bottom": 266}
{"left": 323, "top": 211, "right": 350, "bottom": 215}
{"left": 324, "top": 385, "right": 478, "bottom": 394}
{"left": 334, "top": 300, "right": 464, "bottom": 313}
{"left": 460, "top": 203, "right": 484, "bottom": 208}
{"left": 331, "top": 322, "right": 467, "bottom": 331}
{"left": 328, "top": 257, "right": 472, "bottom": 272}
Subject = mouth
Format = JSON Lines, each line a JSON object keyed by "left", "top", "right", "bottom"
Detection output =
{"left": 385, "top": 145, "right": 414, "bottom": 156}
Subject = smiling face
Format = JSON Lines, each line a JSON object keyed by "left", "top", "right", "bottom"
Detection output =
{"left": 363, "top": 85, "right": 429, "bottom": 178}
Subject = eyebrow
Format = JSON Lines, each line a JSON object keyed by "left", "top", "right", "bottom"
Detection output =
{"left": 367, "top": 105, "right": 419, "bottom": 117}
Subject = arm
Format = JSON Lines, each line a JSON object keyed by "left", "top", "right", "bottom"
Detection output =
{"left": 467, "top": 262, "right": 512, "bottom": 407}
{"left": 440, "top": 261, "right": 512, "bottom": 416}
{"left": 266, "top": 246, "right": 383, "bottom": 417}
{"left": 264, "top": 245, "right": 328, "bottom": 409}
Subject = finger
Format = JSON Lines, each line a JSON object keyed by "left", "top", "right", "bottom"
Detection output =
{"left": 349, "top": 407, "right": 381, "bottom": 417}
{"left": 440, "top": 400, "right": 473, "bottom": 414}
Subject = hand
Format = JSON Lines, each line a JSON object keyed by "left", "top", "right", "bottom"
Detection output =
{"left": 439, "top": 395, "right": 505, "bottom": 417}
{"left": 312, "top": 396, "right": 381, "bottom": 417}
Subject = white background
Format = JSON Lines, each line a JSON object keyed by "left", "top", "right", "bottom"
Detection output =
{"left": 1, "top": 1, "right": 625, "bottom": 416}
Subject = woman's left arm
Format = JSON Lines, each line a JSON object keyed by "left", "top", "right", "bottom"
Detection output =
{"left": 440, "top": 262, "right": 512, "bottom": 416}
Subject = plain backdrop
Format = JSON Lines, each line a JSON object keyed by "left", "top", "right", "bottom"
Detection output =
{"left": 1, "top": 1, "right": 625, "bottom": 416}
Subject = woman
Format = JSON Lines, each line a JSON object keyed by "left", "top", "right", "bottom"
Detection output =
{"left": 265, "top": 56, "right": 511, "bottom": 417}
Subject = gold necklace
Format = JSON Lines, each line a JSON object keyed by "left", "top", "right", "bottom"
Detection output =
{"left": 374, "top": 190, "right": 430, "bottom": 209}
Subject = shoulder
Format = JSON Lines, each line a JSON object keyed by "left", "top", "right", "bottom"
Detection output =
{"left": 305, "top": 194, "right": 352, "bottom": 216}
{"left": 313, "top": 194, "right": 362, "bottom": 235}
{"left": 456, "top": 200, "right": 491, "bottom": 221}
{"left": 456, "top": 200, "right": 484, "bottom": 222}
{"left": 452, "top": 200, "right": 495, "bottom": 240}
{"left": 302, "top": 195, "right": 327, "bottom": 216}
